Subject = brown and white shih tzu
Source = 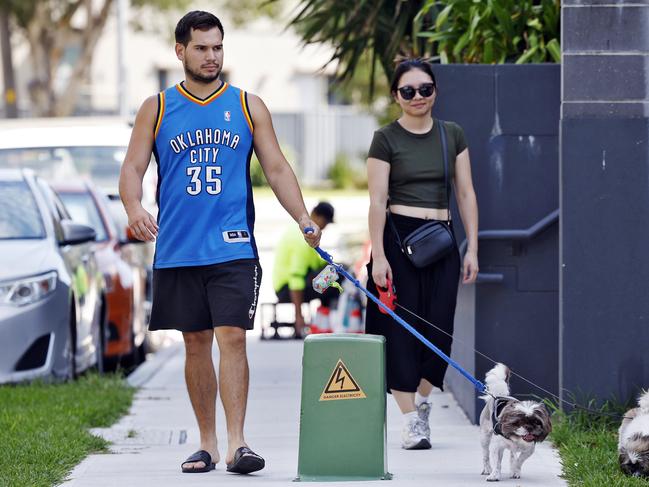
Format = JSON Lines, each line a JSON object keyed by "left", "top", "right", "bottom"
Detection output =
{"left": 618, "top": 390, "right": 649, "bottom": 478}
{"left": 479, "top": 363, "right": 552, "bottom": 482}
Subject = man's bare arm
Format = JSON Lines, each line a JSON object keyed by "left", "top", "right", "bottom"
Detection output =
{"left": 119, "top": 95, "right": 159, "bottom": 242}
{"left": 247, "top": 93, "right": 320, "bottom": 248}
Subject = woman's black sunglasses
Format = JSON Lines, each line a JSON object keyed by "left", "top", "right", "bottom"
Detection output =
{"left": 397, "top": 83, "right": 435, "bottom": 100}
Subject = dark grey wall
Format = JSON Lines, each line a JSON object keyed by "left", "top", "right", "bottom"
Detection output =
{"left": 561, "top": 1, "right": 649, "bottom": 405}
{"left": 433, "top": 65, "right": 560, "bottom": 422}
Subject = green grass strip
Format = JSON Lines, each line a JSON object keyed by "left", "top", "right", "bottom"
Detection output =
{"left": 551, "top": 401, "right": 649, "bottom": 486}
{"left": 0, "top": 373, "right": 134, "bottom": 487}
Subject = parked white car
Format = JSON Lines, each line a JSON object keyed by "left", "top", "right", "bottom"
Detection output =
{"left": 0, "top": 117, "right": 160, "bottom": 348}
{"left": 0, "top": 169, "right": 105, "bottom": 382}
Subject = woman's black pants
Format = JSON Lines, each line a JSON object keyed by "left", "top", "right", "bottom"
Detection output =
{"left": 365, "top": 213, "right": 461, "bottom": 393}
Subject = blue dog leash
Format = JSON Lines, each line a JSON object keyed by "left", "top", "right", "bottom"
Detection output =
{"left": 303, "top": 228, "right": 486, "bottom": 394}
{"left": 302, "top": 231, "right": 642, "bottom": 420}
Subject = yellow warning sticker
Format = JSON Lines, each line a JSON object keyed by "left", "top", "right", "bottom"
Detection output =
{"left": 319, "top": 359, "right": 367, "bottom": 401}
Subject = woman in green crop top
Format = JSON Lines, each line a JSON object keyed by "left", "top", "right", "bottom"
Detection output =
{"left": 365, "top": 59, "right": 479, "bottom": 450}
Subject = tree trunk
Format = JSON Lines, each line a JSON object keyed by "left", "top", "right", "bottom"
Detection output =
{"left": 22, "top": 0, "right": 113, "bottom": 117}
{"left": 53, "top": 0, "right": 114, "bottom": 116}
{"left": 25, "top": 2, "right": 55, "bottom": 116}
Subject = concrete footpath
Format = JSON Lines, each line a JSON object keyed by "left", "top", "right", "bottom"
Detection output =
{"left": 65, "top": 338, "right": 566, "bottom": 486}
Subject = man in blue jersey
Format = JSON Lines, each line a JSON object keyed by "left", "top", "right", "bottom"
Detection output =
{"left": 119, "top": 10, "right": 321, "bottom": 475}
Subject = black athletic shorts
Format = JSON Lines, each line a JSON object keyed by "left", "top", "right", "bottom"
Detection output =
{"left": 149, "top": 259, "right": 262, "bottom": 332}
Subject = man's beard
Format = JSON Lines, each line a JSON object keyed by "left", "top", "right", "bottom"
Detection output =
{"left": 184, "top": 60, "right": 221, "bottom": 84}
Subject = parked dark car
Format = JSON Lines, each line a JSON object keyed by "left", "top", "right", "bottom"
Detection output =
{"left": 52, "top": 180, "right": 150, "bottom": 369}
{"left": 0, "top": 169, "right": 105, "bottom": 382}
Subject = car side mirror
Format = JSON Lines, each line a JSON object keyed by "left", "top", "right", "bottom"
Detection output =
{"left": 119, "top": 226, "right": 146, "bottom": 245}
{"left": 60, "top": 220, "right": 97, "bottom": 245}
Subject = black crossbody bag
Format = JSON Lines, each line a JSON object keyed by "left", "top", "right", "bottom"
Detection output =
{"left": 388, "top": 119, "right": 456, "bottom": 268}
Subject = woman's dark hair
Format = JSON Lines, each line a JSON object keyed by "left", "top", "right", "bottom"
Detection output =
{"left": 390, "top": 58, "right": 437, "bottom": 94}
{"left": 175, "top": 11, "right": 224, "bottom": 46}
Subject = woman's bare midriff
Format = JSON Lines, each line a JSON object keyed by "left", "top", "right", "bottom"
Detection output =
{"left": 389, "top": 204, "right": 450, "bottom": 221}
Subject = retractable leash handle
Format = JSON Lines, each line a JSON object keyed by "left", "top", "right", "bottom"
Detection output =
{"left": 376, "top": 279, "right": 397, "bottom": 315}
{"left": 302, "top": 227, "right": 486, "bottom": 394}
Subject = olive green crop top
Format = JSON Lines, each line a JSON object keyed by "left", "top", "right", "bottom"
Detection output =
{"left": 367, "top": 119, "right": 467, "bottom": 209}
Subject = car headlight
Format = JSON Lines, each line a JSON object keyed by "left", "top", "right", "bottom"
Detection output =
{"left": 0, "top": 271, "right": 58, "bottom": 306}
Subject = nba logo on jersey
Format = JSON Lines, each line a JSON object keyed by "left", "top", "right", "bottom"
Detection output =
{"left": 224, "top": 111, "right": 231, "bottom": 121}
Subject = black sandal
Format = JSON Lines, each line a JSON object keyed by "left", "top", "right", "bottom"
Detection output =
{"left": 226, "top": 446, "right": 265, "bottom": 474}
{"left": 181, "top": 450, "right": 216, "bottom": 473}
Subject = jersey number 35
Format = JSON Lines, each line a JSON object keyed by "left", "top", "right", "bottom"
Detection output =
{"left": 186, "top": 166, "right": 221, "bottom": 195}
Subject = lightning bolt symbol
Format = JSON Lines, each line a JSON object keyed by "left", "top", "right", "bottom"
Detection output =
{"left": 334, "top": 367, "right": 346, "bottom": 390}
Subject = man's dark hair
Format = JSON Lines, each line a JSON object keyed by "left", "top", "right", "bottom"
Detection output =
{"left": 175, "top": 11, "right": 224, "bottom": 46}
{"left": 390, "top": 58, "right": 437, "bottom": 95}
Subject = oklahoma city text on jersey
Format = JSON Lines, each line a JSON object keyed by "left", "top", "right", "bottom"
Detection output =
{"left": 168, "top": 127, "right": 243, "bottom": 164}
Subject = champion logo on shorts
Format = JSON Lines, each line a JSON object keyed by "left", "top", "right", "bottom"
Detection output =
{"left": 224, "top": 110, "right": 231, "bottom": 122}
{"left": 249, "top": 264, "right": 260, "bottom": 319}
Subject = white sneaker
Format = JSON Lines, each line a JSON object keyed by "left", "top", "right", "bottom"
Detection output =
{"left": 401, "top": 416, "right": 431, "bottom": 450}
{"left": 416, "top": 401, "right": 432, "bottom": 439}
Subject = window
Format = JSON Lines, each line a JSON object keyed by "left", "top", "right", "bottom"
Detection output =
{"left": 0, "top": 181, "right": 45, "bottom": 239}
{"left": 57, "top": 192, "right": 109, "bottom": 241}
{"left": 106, "top": 198, "right": 129, "bottom": 241}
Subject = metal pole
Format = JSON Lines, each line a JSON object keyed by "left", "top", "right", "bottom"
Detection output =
{"left": 0, "top": 5, "right": 17, "bottom": 118}
{"left": 116, "top": 0, "right": 128, "bottom": 117}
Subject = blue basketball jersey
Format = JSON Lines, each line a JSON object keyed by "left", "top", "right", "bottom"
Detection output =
{"left": 152, "top": 81, "right": 257, "bottom": 268}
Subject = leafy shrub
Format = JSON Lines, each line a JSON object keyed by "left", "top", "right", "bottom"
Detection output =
{"left": 328, "top": 153, "right": 367, "bottom": 189}
{"left": 414, "top": 0, "right": 560, "bottom": 64}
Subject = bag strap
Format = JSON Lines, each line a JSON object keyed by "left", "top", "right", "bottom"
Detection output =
{"left": 436, "top": 118, "right": 451, "bottom": 223}
{"left": 386, "top": 208, "right": 404, "bottom": 250}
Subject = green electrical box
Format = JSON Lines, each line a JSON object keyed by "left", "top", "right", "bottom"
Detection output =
{"left": 296, "top": 333, "right": 391, "bottom": 482}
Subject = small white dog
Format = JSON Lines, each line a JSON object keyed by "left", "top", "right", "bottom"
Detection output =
{"left": 618, "top": 390, "right": 649, "bottom": 478}
{"left": 479, "top": 363, "right": 552, "bottom": 482}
